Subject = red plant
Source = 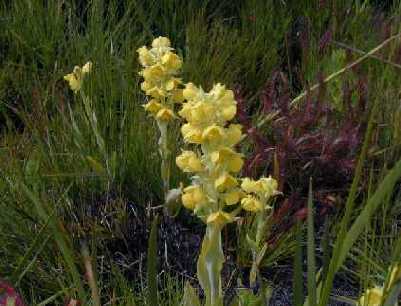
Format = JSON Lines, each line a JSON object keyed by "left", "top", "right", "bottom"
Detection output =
{"left": 0, "top": 280, "right": 26, "bottom": 306}
{"left": 236, "top": 67, "right": 367, "bottom": 244}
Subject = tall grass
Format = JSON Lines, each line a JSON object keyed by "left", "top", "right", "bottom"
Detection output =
{"left": 1, "top": 0, "right": 401, "bottom": 305}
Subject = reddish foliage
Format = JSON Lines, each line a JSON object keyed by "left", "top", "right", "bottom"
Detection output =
{"left": 0, "top": 280, "right": 26, "bottom": 306}
{"left": 236, "top": 68, "right": 367, "bottom": 244}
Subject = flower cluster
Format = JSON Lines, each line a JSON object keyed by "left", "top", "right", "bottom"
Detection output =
{"left": 176, "top": 82, "right": 247, "bottom": 226}
{"left": 240, "top": 176, "right": 279, "bottom": 212}
{"left": 64, "top": 61, "right": 92, "bottom": 93}
{"left": 137, "top": 36, "right": 183, "bottom": 122}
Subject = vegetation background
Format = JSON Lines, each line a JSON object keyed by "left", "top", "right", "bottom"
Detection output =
{"left": 0, "top": 0, "right": 401, "bottom": 305}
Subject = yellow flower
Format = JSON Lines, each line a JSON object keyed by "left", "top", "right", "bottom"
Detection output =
{"left": 176, "top": 151, "right": 204, "bottom": 172}
{"left": 171, "top": 89, "right": 184, "bottom": 103}
{"left": 156, "top": 108, "right": 174, "bottom": 121}
{"left": 183, "top": 82, "right": 199, "bottom": 100}
{"left": 142, "top": 65, "right": 164, "bottom": 81}
{"left": 64, "top": 72, "right": 81, "bottom": 93}
{"left": 207, "top": 211, "right": 233, "bottom": 226}
{"left": 226, "top": 124, "right": 243, "bottom": 146}
{"left": 182, "top": 185, "right": 206, "bottom": 210}
{"left": 258, "top": 176, "right": 279, "bottom": 198}
{"left": 143, "top": 100, "right": 162, "bottom": 114}
{"left": 137, "top": 46, "right": 154, "bottom": 66}
{"left": 241, "top": 176, "right": 278, "bottom": 198}
{"left": 165, "top": 78, "right": 181, "bottom": 91}
{"left": 202, "top": 125, "right": 225, "bottom": 143}
{"left": 223, "top": 190, "right": 243, "bottom": 205}
{"left": 64, "top": 62, "right": 92, "bottom": 93}
{"left": 210, "top": 147, "right": 243, "bottom": 173}
{"left": 82, "top": 61, "right": 93, "bottom": 74}
{"left": 241, "top": 178, "right": 260, "bottom": 194}
{"left": 241, "top": 195, "right": 263, "bottom": 212}
{"left": 220, "top": 104, "right": 237, "bottom": 121}
{"left": 181, "top": 123, "right": 203, "bottom": 144}
{"left": 211, "top": 85, "right": 237, "bottom": 121}
{"left": 162, "top": 52, "right": 182, "bottom": 70}
{"left": 152, "top": 36, "right": 171, "bottom": 48}
{"left": 215, "top": 173, "right": 238, "bottom": 192}
{"left": 358, "top": 286, "right": 383, "bottom": 306}
{"left": 146, "top": 87, "right": 166, "bottom": 99}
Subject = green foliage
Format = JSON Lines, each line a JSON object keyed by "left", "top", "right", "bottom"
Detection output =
{"left": 147, "top": 216, "right": 159, "bottom": 306}
{"left": 1, "top": 1, "right": 401, "bottom": 305}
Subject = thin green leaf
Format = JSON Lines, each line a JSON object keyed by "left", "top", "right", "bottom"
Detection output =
{"left": 293, "top": 220, "right": 304, "bottom": 306}
{"left": 307, "top": 178, "right": 317, "bottom": 306}
{"left": 147, "top": 215, "right": 159, "bottom": 306}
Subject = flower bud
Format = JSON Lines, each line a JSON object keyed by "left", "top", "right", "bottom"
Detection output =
{"left": 152, "top": 36, "right": 171, "bottom": 48}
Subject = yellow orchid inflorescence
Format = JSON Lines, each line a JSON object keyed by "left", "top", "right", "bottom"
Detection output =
{"left": 64, "top": 61, "right": 92, "bottom": 93}
{"left": 176, "top": 81, "right": 279, "bottom": 306}
{"left": 138, "top": 37, "right": 184, "bottom": 204}
{"left": 138, "top": 36, "right": 183, "bottom": 122}
{"left": 176, "top": 82, "right": 245, "bottom": 227}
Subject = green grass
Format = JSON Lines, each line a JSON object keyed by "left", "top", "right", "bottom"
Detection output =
{"left": 1, "top": 0, "right": 401, "bottom": 305}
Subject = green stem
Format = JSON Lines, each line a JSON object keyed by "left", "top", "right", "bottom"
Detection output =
{"left": 197, "top": 223, "right": 224, "bottom": 306}
{"left": 157, "top": 120, "right": 170, "bottom": 199}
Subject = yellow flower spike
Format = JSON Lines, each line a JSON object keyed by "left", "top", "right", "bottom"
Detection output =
{"left": 223, "top": 190, "right": 243, "bottom": 205}
{"left": 202, "top": 125, "right": 225, "bottom": 143}
{"left": 162, "top": 52, "right": 182, "bottom": 70}
{"left": 241, "top": 195, "right": 263, "bottom": 212}
{"left": 181, "top": 123, "right": 203, "bottom": 144}
{"left": 182, "top": 185, "right": 206, "bottom": 210}
{"left": 358, "top": 286, "right": 384, "bottom": 306}
{"left": 215, "top": 173, "right": 238, "bottom": 192}
{"left": 152, "top": 36, "right": 171, "bottom": 48}
{"left": 176, "top": 150, "right": 204, "bottom": 172}
{"left": 156, "top": 108, "right": 175, "bottom": 121}
{"left": 183, "top": 82, "right": 199, "bottom": 100}
{"left": 137, "top": 46, "right": 154, "bottom": 66}
{"left": 143, "top": 100, "right": 163, "bottom": 114}
{"left": 206, "top": 211, "right": 233, "bottom": 226}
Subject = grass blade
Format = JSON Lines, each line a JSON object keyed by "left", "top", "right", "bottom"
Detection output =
{"left": 147, "top": 215, "right": 159, "bottom": 306}
{"left": 307, "top": 179, "right": 317, "bottom": 306}
{"left": 293, "top": 220, "right": 304, "bottom": 306}
{"left": 20, "top": 183, "right": 86, "bottom": 302}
